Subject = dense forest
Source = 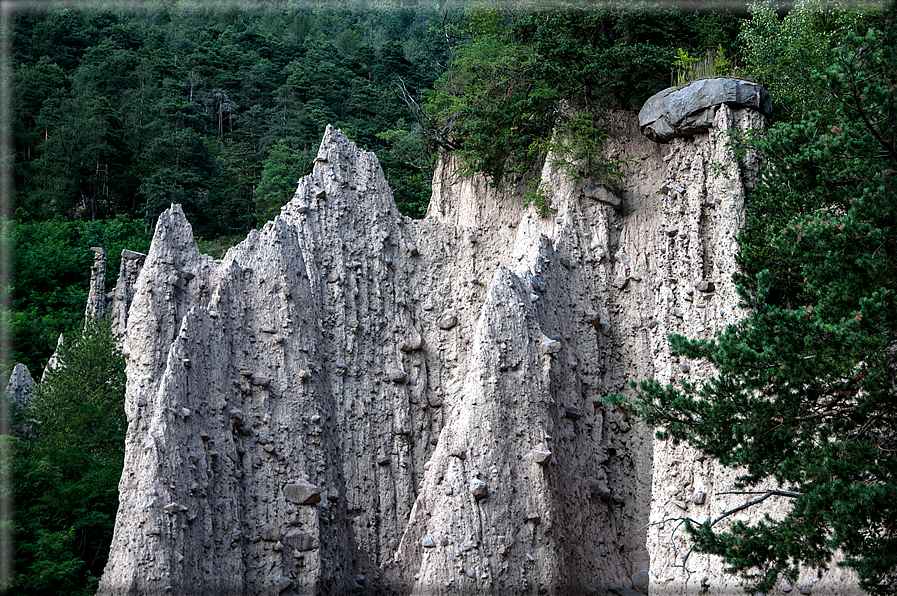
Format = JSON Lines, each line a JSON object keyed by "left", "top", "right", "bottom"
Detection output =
{"left": 6, "top": 0, "right": 896, "bottom": 594}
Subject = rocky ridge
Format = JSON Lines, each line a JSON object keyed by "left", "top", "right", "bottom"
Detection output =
{"left": 96, "top": 100, "right": 858, "bottom": 595}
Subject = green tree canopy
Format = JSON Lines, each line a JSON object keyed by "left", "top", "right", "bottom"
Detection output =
{"left": 739, "top": 0, "right": 865, "bottom": 123}
{"left": 424, "top": 1, "right": 743, "bottom": 186}
{"left": 12, "top": 4, "right": 453, "bottom": 232}
{"left": 8, "top": 318, "right": 127, "bottom": 595}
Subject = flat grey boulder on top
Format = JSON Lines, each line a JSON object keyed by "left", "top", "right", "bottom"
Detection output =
{"left": 638, "top": 78, "right": 772, "bottom": 143}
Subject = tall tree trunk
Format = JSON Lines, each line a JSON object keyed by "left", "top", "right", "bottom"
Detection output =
{"left": 91, "top": 162, "right": 100, "bottom": 221}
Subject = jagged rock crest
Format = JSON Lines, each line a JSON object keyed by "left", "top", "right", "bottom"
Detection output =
{"left": 98, "top": 113, "right": 859, "bottom": 596}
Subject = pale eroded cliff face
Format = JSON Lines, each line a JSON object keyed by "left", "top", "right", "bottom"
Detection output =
{"left": 97, "top": 108, "right": 857, "bottom": 596}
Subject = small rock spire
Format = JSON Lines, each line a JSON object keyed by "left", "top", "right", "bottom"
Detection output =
{"left": 85, "top": 246, "right": 107, "bottom": 322}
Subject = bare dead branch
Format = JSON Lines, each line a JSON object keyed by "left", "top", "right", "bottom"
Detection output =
{"left": 708, "top": 490, "right": 801, "bottom": 530}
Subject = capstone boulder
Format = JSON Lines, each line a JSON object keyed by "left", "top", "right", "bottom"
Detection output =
{"left": 638, "top": 77, "right": 772, "bottom": 142}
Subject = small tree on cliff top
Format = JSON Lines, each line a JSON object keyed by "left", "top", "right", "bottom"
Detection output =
{"left": 611, "top": 15, "right": 897, "bottom": 595}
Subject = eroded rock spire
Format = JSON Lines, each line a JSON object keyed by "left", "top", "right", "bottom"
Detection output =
{"left": 98, "top": 107, "right": 857, "bottom": 596}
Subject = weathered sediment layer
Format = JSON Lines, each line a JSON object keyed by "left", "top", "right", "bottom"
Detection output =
{"left": 98, "top": 107, "right": 858, "bottom": 596}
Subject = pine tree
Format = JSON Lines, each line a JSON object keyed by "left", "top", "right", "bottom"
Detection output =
{"left": 9, "top": 318, "right": 127, "bottom": 595}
